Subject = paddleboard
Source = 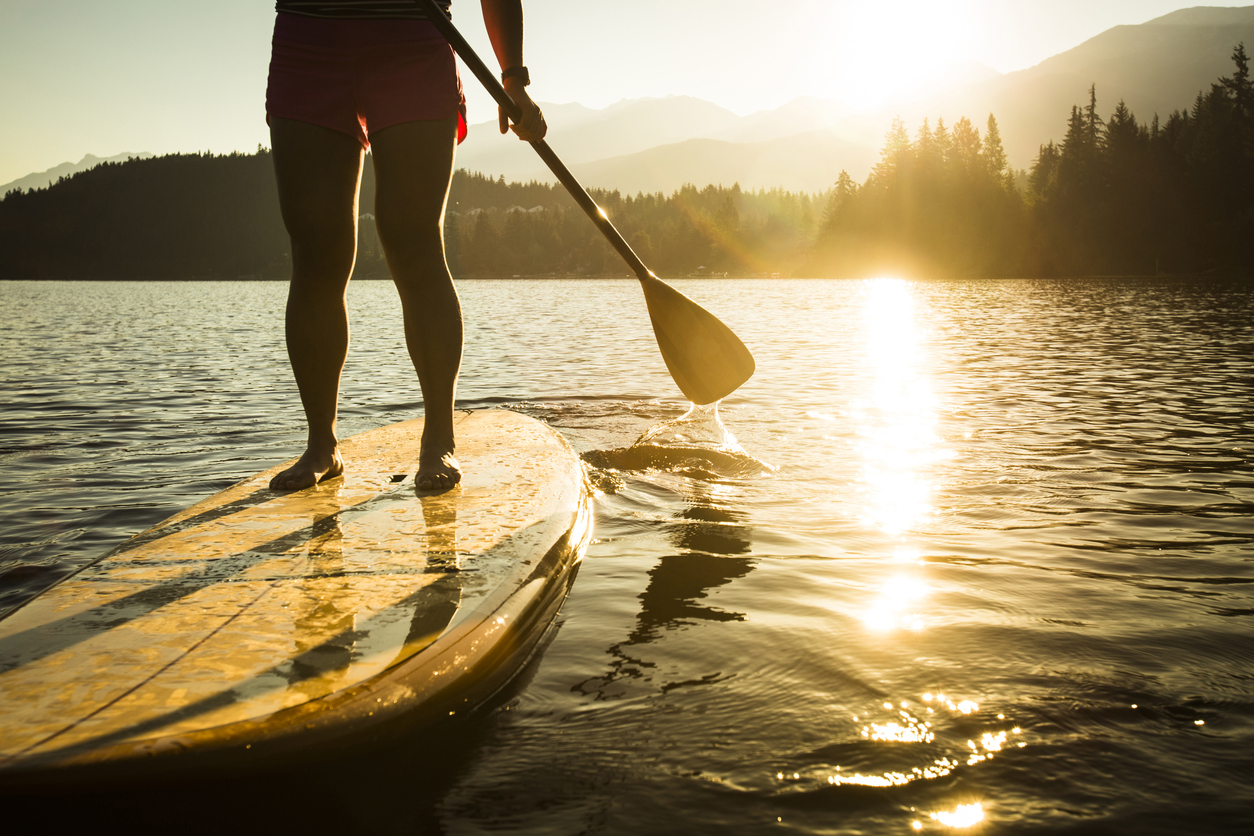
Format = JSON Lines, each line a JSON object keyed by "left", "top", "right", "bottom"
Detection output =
{"left": 0, "top": 409, "right": 591, "bottom": 789}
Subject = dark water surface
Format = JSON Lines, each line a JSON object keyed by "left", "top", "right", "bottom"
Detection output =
{"left": 2, "top": 278, "right": 1252, "bottom": 833}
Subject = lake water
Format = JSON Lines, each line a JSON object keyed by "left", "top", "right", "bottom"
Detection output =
{"left": 1, "top": 277, "right": 1252, "bottom": 833}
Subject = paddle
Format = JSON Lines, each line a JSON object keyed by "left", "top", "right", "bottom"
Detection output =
{"left": 415, "top": 0, "right": 755, "bottom": 405}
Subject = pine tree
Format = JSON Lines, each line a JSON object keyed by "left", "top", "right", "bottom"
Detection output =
{"left": 1029, "top": 142, "right": 1060, "bottom": 200}
{"left": 1085, "top": 83, "right": 1105, "bottom": 148}
{"left": 1219, "top": 41, "right": 1254, "bottom": 194}
{"left": 915, "top": 118, "right": 938, "bottom": 168}
{"left": 1104, "top": 100, "right": 1155, "bottom": 272}
{"left": 1105, "top": 100, "right": 1143, "bottom": 153}
{"left": 1220, "top": 42, "right": 1252, "bottom": 118}
{"left": 1058, "top": 105, "right": 1094, "bottom": 191}
{"left": 871, "top": 117, "right": 912, "bottom": 184}
{"left": 983, "top": 114, "right": 1009, "bottom": 181}
{"left": 834, "top": 170, "right": 857, "bottom": 201}
{"left": 951, "top": 117, "right": 982, "bottom": 172}
{"left": 933, "top": 118, "right": 953, "bottom": 163}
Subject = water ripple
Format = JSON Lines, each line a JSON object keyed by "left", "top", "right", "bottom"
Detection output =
{"left": 2, "top": 277, "right": 1252, "bottom": 833}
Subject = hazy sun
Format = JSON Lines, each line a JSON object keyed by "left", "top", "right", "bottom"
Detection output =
{"left": 812, "top": 0, "right": 982, "bottom": 111}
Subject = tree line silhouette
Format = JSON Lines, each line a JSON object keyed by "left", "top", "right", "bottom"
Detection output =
{"left": 430, "top": 176, "right": 818, "bottom": 278}
{"left": 0, "top": 149, "right": 288, "bottom": 279}
{"left": 0, "top": 152, "right": 820, "bottom": 280}
{"left": 2, "top": 44, "right": 1249, "bottom": 280}
{"left": 807, "top": 43, "right": 1253, "bottom": 277}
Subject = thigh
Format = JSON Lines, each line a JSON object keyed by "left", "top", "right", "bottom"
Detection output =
{"left": 270, "top": 116, "right": 364, "bottom": 253}
{"left": 369, "top": 117, "right": 459, "bottom": 246}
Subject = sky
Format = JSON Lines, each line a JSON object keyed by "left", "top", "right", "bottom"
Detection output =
{"left": 2, "top": 0, "right": 1251, "bottom": 186}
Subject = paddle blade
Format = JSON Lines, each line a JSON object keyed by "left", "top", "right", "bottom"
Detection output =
{"left": 638, "top": 276, "right": 755, "bottom": 404}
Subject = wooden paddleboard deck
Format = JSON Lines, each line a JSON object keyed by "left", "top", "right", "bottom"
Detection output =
{"left": 0, "top": 409, "right": 590, "bottom": 788}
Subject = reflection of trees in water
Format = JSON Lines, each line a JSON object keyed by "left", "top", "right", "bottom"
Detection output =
{"left": 576, "top": 480, "right": 754, "bottom": 698}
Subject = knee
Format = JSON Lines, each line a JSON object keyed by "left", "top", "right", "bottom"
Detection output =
{"left": 283, "top": 208, "right": 356, "bottom": 278}
{"left": 376, "top": 212, "right": 444, "bottom": 270}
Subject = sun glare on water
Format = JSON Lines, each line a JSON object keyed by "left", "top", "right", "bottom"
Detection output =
{"left": 863, "top": 574, "right": 929, "bottom": 632}
{"left": 852, "top": 278, "right": 947, "bottom": 633}
{"left": 854, "top": 278, "right": 943, "bottom": 540}
{"left": 930, "top": 802, "right": 986, "bottom": 828}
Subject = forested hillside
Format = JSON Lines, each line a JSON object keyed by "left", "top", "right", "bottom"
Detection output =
{"left": 806, "top": 44, "right": 1254, "bottom": 277}
{"left": 432, "top": 176, "right": 820, "bottom": 278}
{"left": 0, "top": 153, "right": 821, "bottom": 280}
{"left": 2, "top": 45, "right": 1250, "bottom": 280}
{"left": 0, "top": 150, "right": 287, "bottom": 279}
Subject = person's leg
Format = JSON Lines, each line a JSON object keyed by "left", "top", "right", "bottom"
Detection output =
{"left": 268, "top": 116, "right": 365, "bottom": 491}
{"left": 368, "top": 116, "right": 462, "bottom": 491}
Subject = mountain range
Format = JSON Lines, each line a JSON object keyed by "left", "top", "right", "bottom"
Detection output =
{"left": 918, "top": 5, "right": 1254, "bottom": 177}
{"left": 2, "top": 152, "right": 153, "bottom": 196}
{"left": 453, "top": 4, "right": 1254, "bottom": 194}
{"left": 4, "top": 5, "right": 1252, "bottom": 197}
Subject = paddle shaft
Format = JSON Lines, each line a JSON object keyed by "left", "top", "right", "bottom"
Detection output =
{"left": 414, "top": 0, "right": 756, "bottom": 405}
{"left": 415, "top": 0, "right": 655, "bottom": 283}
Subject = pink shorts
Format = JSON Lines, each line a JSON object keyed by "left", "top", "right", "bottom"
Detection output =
{"left": 265, "top": 13, "right": 467, "bottom": 149}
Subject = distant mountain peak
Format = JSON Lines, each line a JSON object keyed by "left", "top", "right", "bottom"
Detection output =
{"left": 1146, "top": 5, "right": 1254, "bottom": 26}
{"left": 3, "top": 151, "right": 152, "bottom": 195}
{"left": 602, "top": 95, "right": 739, "bottom": 116}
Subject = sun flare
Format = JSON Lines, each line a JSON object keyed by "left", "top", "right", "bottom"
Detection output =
{"left": 812, "top": 1, "right": 983, "bottom": 111}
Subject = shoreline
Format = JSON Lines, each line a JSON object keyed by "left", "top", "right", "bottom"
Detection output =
{"left": 2, "top": 273, "right": 1247, "bottom": 282}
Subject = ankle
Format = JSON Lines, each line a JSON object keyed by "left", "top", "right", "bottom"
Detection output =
{"left": 305, "top": 433, "right": 339, "bottom": 455}
{"left": 421, "top": 431, "right": 455, "bottom": 453}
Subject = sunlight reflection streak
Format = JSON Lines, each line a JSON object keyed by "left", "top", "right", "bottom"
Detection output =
{"left": 855, "top": 278, "right": 941, "bottom": 538}
{"left": 931, "top": 802, "right": 985, "bottom": 828}
{"left": 855, "top": 278, "right": 946, "bottom": 634}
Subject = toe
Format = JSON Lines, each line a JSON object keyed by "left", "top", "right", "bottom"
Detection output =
{"left": 416, "top": 469, "right": 459, "bottom": 493}
{"left": 270, "top": 466, "right": 316, "bottom": 492}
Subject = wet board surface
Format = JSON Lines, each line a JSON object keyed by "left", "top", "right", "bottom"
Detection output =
{"left": 0, "top": 409, "right": 590, "bottom": 787}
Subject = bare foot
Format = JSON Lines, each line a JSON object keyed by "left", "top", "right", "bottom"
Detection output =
{"left": 416, "top": 434, "right": 461, "bottom": 492}
{"left": 270, "top": 446, "right": 344, "bottom": 491}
